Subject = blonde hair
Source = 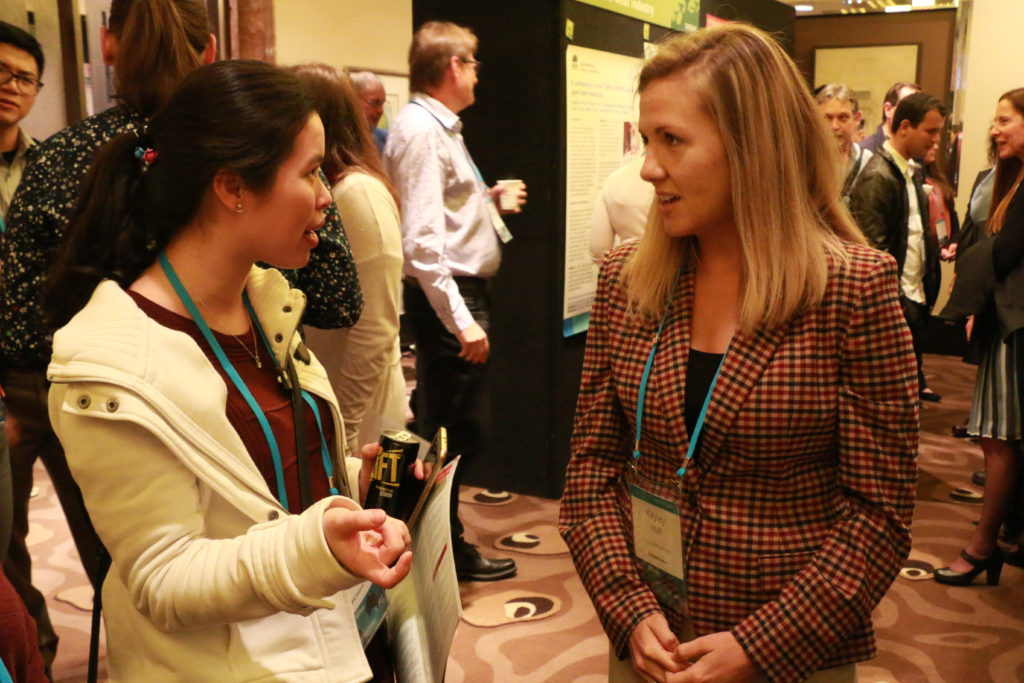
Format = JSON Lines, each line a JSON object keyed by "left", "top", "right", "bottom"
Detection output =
{"left": 988, "top": 88, "right": 1024, "bottom": 234}
{"left": 623, "top": 24, "right": 866, "bottom": 334}
{"left": 409, "top": 21, "right": 478, "bottom": 93}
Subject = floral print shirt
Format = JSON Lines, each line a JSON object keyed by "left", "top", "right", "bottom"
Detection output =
{"left": 0, "top": 105, "right": 362, "bottom": 370}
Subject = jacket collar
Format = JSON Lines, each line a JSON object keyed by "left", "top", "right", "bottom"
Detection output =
{"left": 411, "top": 93, "right": 462, "bottom": 133}
{"left": 48, "top": 266, "right": 345, "bottom": 509}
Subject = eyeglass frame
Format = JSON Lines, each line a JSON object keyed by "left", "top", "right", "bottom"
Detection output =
{"left": 0, "top": 62, "right": 43, "bottom": 94}
{"left": 458, "top": 57, "right": 483, "bottom": 73}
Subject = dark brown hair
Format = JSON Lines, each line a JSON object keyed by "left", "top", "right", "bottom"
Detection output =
{"left": 46, "top": 60, "right": 316, "bottom": 328}
{"left": 408, "top": 21, "right": 477, "bottom": 93}
{"left": 288, "top": 62, "right": 397, "bottom": 204}
{"left": 880, "top": 81, "right": 920, "bottom": 125}
{"left": 989, "top": 88, "right": 1024, "bottom": 234}
{"left": 108, "top": 0, "right": 210, "bottom": 116}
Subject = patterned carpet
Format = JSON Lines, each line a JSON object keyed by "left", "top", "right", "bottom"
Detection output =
{"left": 26, "top": 353, "right": 1024, "bottom": 681}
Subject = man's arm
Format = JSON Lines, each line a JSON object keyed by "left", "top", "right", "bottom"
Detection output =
{"left": 387, "top": 121, "right": 486, "bottom": 361}
{"left": 848, "top": 167, "right": 897, "bottom": 251}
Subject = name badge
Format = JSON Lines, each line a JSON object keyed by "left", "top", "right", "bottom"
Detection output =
{"left": 486, "top": 198, "right": 514, "bottom": 244}
{"left": 629, "top": 483, "right": 684, "bottom": 581}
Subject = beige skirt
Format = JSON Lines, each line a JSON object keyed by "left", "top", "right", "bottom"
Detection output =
{"left": 608, "top": 646, "right": 856, "bottom": 682}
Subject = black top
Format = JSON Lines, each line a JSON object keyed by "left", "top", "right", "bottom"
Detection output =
{"left": 993, "top": 181, "right": 1024, "bottom": 281}
{"left": 685, "top": 348, "right": 724, "bottom": 453}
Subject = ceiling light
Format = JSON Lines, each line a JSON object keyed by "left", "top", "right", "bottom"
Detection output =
{"left": 885, "top": 4, "right": 912, "bottom": 11}
{"left": 794, "top": 4, "right": 814, "bottom": 10}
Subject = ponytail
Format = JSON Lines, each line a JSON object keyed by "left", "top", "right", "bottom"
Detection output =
{"left": 46, "top": 132, "right": 163, "bottom": 328}
{"left": 109, "top": 0, "right": 210, "bottom": 117}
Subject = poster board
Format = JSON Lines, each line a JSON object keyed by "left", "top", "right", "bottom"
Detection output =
{"left": 575, "top": 0, "right": 700, "bottom": 31}
{"left": 563, "top": 45, "right": 643, "bottom": 336}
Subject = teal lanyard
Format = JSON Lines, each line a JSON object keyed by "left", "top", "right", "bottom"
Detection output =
{"left": 633, "top": 273, "right": 728, "bottom": 479}
{"left": 244, "top": 294, "right": 338, "bottom": 498}
{"left": 159, "top": 253, "right": 337, "bottom": 510}
{"left": 0, "top": 656, "right": 12, "bottom": 683}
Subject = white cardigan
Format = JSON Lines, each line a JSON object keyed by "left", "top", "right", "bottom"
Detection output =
{"left": 48, "top": 267, "right": 371, "bottom": 682}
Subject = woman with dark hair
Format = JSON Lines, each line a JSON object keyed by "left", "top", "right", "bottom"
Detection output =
{"left": 0, "top": 1, "right": 361, "bottom": 665}
{"left": 560, "top": 24, "right": 917, "bottom": 682}
{"left": 291, "top": 63, "right": 408, "bottom": 454}
{"left": 936, "top": 87, "right": 1024, "bottom": 585}
{"left": 922, "top": 142, "right": 960, "bottom": 261}
{"left": 43, "top": 59, "right": 410, "bottom": 682}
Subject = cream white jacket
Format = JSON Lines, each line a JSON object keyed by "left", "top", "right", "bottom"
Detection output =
{"left": 48, "top": 268, "right": 371, "bottom": 682}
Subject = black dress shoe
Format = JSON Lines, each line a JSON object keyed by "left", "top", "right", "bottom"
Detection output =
{"left": 935, "top": 548, "right": 1004, "bottom": 586}
{"left": 920, "top": 389, "right": 942, "bottom": 403}
{"left": 454, "top": 542, "right": 517, "bottom": 582}
{"left": 951, "top": 423, "right": 970, "bottom": 439}
{"left": 972, "top": 470, "right": 986, "bottom": 487}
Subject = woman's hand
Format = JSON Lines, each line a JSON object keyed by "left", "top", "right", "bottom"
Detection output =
{"left": 966, "top": 314, "right": 975, "bottom": 342}
{"left": 628, "top": 613, "right": 688, "bottom": 681}
{"left": 668, "top": 632, "right": 758, "bottom": 683}
{"left": 358, "top": 442, "right": 380, "bottom": 504}
{"left": 357, "top": 442, "right": 426, "bottom": 505}
{"left": 322, "top": 500, "right": 412, "bottom": 589}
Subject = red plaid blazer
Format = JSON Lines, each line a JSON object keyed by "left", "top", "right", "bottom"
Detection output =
{"left": 560, "top": 243, "right": 918, "bottom": 682}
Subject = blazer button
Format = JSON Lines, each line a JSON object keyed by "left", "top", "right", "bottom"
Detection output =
{"left": 283, "top": 305, "right": 292, "bottom": 313}
{"left": 105, "top": 399, "right": 119, "bottom": 412}
{"left": 77, "top": 395, "right": 91, "bottom": 409}
{"left": 274, "top": 333, "right": 284, "bottom": 343}
{"left": 268, "top": 510, "right": 279, "bottom": 521}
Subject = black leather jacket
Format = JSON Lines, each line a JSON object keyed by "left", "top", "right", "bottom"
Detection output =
{"left": 848, "top": 147, "right": 941, "bottom": 306}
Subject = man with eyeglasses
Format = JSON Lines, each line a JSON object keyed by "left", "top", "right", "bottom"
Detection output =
{"left": 351, "top": 71, "right": 389, "bottom": 155}
{"left": 0, "top": 22, "right": 43, "bottom": 219}
{"left": 385, "top": 20, "right": 525, "bottom": 583}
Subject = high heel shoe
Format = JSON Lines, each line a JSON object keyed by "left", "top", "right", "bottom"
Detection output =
{"left": 934, "top": 549, "right": 1004, "bottom": 586}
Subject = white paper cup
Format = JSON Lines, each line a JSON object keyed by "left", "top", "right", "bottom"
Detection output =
{"left": 497, "top": 179, "right": 523, "bottom": 211}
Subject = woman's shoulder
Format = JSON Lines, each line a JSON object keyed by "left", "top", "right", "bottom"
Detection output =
{"left": 601, "top": 242, "right": 639, "bottom": 278}
{"left": 832, "top": 241, "right": 898, "bottom": 281}
{"left": 49, "top": 281, "right": 150, "bottom": 375}
{"left": 35, "top": 106, "right": 139, "bottom": 161}
{"left": 333, "top": 171, "right": 393, "bottom": 207}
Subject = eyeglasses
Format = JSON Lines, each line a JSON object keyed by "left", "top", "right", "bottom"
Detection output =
{"left": 459, "top": 57, "right": 482, "bottom": 73}
{"left": 0, "top": 64, "right": 43, "bottom": 94}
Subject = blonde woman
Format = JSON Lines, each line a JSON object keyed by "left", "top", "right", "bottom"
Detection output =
{"left": 559, "top": 25, "right": 918, "bottom": 683}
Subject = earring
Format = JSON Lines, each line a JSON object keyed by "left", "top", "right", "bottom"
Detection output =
{"left": 236, "top": 202, "right": 244, "bottom": 214}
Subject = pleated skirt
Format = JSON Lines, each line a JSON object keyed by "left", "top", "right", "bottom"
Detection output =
{"left": 968, "top": 329, "right": 1023, "bottom": 440}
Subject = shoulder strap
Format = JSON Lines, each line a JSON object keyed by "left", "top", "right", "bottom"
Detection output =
{"left": 88, "top": 546, "right": 111, "bottom": 683}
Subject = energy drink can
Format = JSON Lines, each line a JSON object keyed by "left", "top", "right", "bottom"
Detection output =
{"left": 363, "top": 429, "right": 419, "bottom": 517}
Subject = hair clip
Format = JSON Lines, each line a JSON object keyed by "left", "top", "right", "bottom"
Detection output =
{"left": 134, "top": 146, "right": 158, "bottom": 167}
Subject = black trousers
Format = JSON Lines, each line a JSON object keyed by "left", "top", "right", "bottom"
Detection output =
{"left": 4, "top": 369, "right": 102, "bottom": 669}
{"left": 403, "top": 278, "right": 491, "bottom": 543}
{"left": 899, "top": 295, "right": 931, "bottom": 392}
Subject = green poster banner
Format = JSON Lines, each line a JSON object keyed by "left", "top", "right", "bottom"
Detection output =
{"left": 576, "top": 0, "right": 700, "bottom": 32}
